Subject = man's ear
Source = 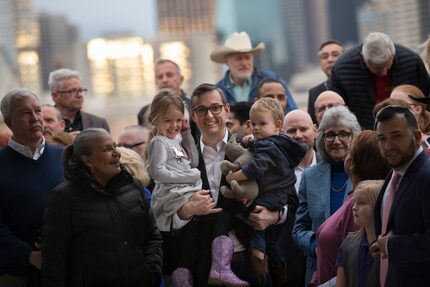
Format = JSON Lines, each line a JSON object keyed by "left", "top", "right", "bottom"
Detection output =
{"left": 3, "top": 116, "right": 12, "bottom": 129}
{"left": 51, "top": 92, "right": 59, "bottom": 104}
{"left": 275, "top": 119, "right": 283, "bottom": 131}
{"left": 60, "top": 119, "right": 65, "bottom": 130}
{"left": 414, "top": 130, "right": 422, "bottom": 148}
{"left": 243, "top": 120, "right": 252, "bottom": 135}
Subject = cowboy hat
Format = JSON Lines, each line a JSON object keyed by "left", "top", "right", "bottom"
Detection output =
{"left": 210, "top": 32, "right": 265, "bottom": 64}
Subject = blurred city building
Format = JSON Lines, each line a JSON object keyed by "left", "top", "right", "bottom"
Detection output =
{"left": 216, "top": 0, "right": 291, "bottom": 78}
{"left": 358, "top": 0, "right": 430, "bottom": 50}
{"left": 0, "top": 0, "right": 20, "bottom": 97}
{"left": 13, "top": 0, "right": 42, "bottom": 93}
{"left": 38, "top": 12, "right": 80, "bottom": 91}
{"left": 158, "top": 0, "right": 216, "bottom": 34}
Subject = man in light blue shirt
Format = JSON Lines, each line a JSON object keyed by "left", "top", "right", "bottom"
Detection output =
{"left": 211, "top": 31, "right": 297, "bottom": 113}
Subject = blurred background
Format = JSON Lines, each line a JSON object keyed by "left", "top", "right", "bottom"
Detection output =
{"left": 0, "top": 0, "right": 429, "bottom": 137}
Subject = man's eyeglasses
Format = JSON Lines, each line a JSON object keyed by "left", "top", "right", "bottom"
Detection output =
{"left": 192, "top": 104, "right": 224, "bottom": 117}
{"left": 315, "top": 103, "right": 343, "bottom": 114}
{"left": 323, "top": 131, "right": 352, "bottom": 142}
{"left": 57, "top": 88, "right": 88, "bottom": 96}
{"left": 117, "top": 141, "right": 146, "bottom": 149}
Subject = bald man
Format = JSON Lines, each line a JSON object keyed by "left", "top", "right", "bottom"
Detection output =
{"left": 314, "top": 91, "right": 345, "bottom": 124}
{"left": 283, "top": 110, "right": 318, "bottom": 192}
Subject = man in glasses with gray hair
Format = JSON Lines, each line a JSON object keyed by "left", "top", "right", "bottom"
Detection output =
{"left": 49, "top": 68, "right": 110, "bottom": 135}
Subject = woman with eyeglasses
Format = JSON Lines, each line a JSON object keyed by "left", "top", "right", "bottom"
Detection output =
{"left": 312, "top": 130, "right": 390, "bottom": 286}
{"left": 292, "top": 106, "right": 361, "bottom": 286}
{"left": 42, "top": 128, "right": 162, "bottom": 287}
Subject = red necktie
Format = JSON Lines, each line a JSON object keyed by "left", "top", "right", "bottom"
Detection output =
{"left": 380, "top": 171, "right": 401, "bottom": 286}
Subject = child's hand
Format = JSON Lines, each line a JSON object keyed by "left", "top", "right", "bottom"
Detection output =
{"left": 241, "top": 197, "right": 250, "bottom": 205}
{"left": 241, "top": 134, "right": 254, "bottom": 146}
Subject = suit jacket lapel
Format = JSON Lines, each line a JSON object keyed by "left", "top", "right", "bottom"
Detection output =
{"left": 315, "top": 161, "right": 331, "bottom": 219}
{"left": 387, "top": 151, "right": 427, "bottom": 231}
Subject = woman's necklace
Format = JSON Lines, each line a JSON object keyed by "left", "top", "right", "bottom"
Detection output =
{"left": 331, "top": 179, "right": 348, "bottom": 192}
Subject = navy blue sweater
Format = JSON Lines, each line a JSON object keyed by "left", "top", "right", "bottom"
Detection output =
{"left": 0, "top": 144, "right": 64, "bottom": 276}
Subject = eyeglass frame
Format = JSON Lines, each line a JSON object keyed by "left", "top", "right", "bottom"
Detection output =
{"left": 56, "top": 88, "right": 88, "bottom": 96}
{"left": 117, "top": 141, "right": 146, "bottom": 149}
{"left": 192, "top": 104, "right": 225, "bottom": 117}
{"left": 323, "top": 131, "right": 352, "bottom": 142}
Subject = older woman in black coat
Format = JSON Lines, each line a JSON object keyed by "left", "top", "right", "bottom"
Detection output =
{"left": 42, "top": 128, "right": 162, "bottom": 287}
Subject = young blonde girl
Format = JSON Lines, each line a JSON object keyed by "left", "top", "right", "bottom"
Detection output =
{"left": 147, "top": 89, "right": 247, "bottom": 287}
{"left": 336, "top": 180, "right": 384, "bottom": 287}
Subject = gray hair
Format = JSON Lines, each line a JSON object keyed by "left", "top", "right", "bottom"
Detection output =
{"left": 42, "top": 104, "right": 62, "bottom": 121}
{"left": 155, "top": 59, "right": 182, "bottom": 75}
{"left": 48, "top": 68, "right": 80, "bottom": 91}
{"left": 63, "top": 128, "right": 109, "bottom": 179}
{"left": 316, "top": 105, "right": 361, "bottom": 161}
{"left": 361, "top": 32, "right": 395, "bottom": 64}
{"left": 122, "top": 124, "right": 149, "bottom": 134}
{"left": 1, "top": 88, "right": 38, "bottom": 119}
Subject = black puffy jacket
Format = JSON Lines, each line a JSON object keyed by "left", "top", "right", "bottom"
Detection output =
{"left": 42, "top": 170, "right": 162, "bottom": 287}
{"left": 330, "top": 44, "right": 430, "bottom": 130}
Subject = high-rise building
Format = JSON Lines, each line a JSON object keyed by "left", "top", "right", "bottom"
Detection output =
{"left": 158, "top": 0, "right": 216, "bottom": 34}
{"left": 38, "top": 12, "right": 79, "bottom": 91}
{"left": 0, "top": 0, "right": 19, "bottom": 96}
{"left": 357, "top": 0, "right": 429, "bottom": 50}
{"left": 13, "top": 0, "right": 42, "bottom": 93}
{"left": 391, "top": 0, "right": 430, "bottom": 49}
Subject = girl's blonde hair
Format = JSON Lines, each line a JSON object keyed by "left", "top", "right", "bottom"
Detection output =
{"left": 117, "top": 147, "right": 150, "bottom": 187}
{"left": 354, "top": 179, "right": 384, "bottom": 238}
{"left": 146, "top": 88, "right": 184, "bottom": 159}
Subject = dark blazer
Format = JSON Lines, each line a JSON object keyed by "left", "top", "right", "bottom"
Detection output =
{"left": 374, "top": 150, "right": 430, "bottom": 286}
{"left": 81, "top": 111, "right": 110, "bottom": 132}
{"left": 308, "top": 81, "right": 329, "bottom": 124}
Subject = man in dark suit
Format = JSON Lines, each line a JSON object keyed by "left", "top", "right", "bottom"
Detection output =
{"left": 308, "top": 40, "right": 344, "bottom": 124}
{"left": 371, "top": 105, "right": 430, "bottom": 286}
{"left": 48, "top": 68, "right": 110, "bottom": 135}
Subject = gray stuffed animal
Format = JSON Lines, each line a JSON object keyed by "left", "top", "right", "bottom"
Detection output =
{"left": 220, "top": 134, "right": 259, "bottom": 206}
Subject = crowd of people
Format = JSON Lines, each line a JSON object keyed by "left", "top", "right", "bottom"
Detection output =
{"left": 1, "top": 30, "right": 430, "bottom": 287}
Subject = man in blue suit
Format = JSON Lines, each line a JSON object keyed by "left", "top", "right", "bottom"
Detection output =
{"left": 372, "top": 105, "right": 430, "bottom": 286}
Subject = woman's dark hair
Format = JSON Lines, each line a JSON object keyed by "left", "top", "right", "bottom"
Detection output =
{"left": 349, "top": 130, "right": 390, "bottom": 181}
{"left": 63, "top": 128, "right": 108, "bottom": 179}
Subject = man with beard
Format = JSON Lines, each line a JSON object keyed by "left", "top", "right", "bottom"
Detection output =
{"left": 41, "top": 105, "right": 73, "bottom": 147}
{"left": 371, "top": 105, "right": 430, "bottom": 286}
{"left": 211, "top": 31, "right": 297, "bottom": 113}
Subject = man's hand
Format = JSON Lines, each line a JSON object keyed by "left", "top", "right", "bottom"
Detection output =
{"left": 249, "top": 205, "right": 278, "bottom": 231}
{"left": 377, "top": 231, "right": 393, "bottom": 259}
{"left": 369, "top": 240, "right": 381, "bottom": 261}
{"left": 177, "top": 190, "right": 222, "bottom": 220}
{"left": 28, "top": 250, "right": 42, "bottom": 270}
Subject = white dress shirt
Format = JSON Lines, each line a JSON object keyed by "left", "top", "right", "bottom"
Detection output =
{"left": 8, "top": 137, "right": 45, "bottom": 160}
